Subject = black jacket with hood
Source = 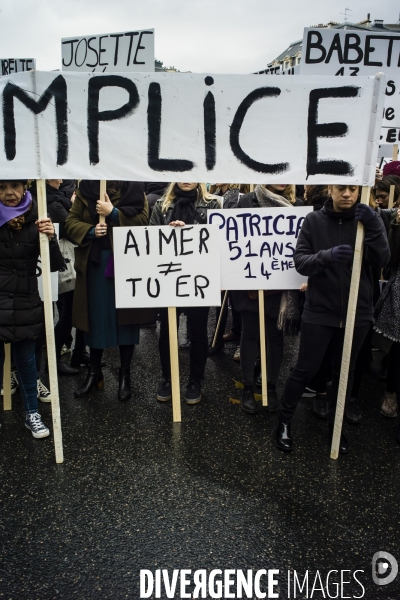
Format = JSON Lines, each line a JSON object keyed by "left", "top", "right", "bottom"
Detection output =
{"left": 296, "top": 199, "right": 390, "bottom": 328}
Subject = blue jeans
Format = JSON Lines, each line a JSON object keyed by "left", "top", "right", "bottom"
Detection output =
{"left": 0, "top": 340, "right": 38, "bottom": 414}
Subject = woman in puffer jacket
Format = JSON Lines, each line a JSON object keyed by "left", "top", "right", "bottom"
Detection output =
{"left": 0, "top": 180, "right": 64, "bottom": 438}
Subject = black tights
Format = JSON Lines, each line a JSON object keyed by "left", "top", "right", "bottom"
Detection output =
{"left": 89, "top": 345, "right": 134, "bottom": 369}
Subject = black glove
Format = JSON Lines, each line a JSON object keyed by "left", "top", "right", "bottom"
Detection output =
{"left": 355, "top": 203, "right": 375, "bottom": 225}
{"left": 331, "top": 245, "right": 353, "bottom": 263}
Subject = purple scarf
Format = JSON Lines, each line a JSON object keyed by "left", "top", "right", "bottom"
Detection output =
{"left": 0, "top": 190, "right": 32, "bottom": 227}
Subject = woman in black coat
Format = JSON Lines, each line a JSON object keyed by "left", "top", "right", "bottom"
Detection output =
{"left": 0, "top": 180, "right": 64, "bottom": 438}
{"left": 275, "top": 184, "right": 390, "bottom": 454}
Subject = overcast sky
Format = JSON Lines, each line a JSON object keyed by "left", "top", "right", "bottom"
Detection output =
{"left": 0, "top": 0, "right": 398, "bottom": 73}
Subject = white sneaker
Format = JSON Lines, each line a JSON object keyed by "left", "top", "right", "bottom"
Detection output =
{"left": 233, "top": 346, "right": 240, "bottom": 362}
{"left": 1, "top": 370, "right": 19, "bottom": 395}
{"left": 37, "top": 379, "right": 51, "bottom": 402}
{"left": 25, "top": 412, "right": 49, "bottom": 438}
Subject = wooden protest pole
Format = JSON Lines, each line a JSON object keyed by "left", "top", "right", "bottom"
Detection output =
{"left": 211, "top": 291, "right": 228, "bottom": 348}
{"left": 258, "top": 291, "right": 268, "bottom": 407}
{"left": 99, "top": 180, "right": 107, "bottom": 223}
{"left": 3, "top": 343, "right": 12, "bottom": 411}
{"left": 248, "top": 183, "right": 268, "bottom": 406}
{"left": 331, "top": 186, "right": 370, "bottom": 459}
{"left": 392, "top": 144, "right": 398, "bottom": 161}
{"left": 388, "top": 185, "right": 395, "bottom": 209}
{"left": 168, "top": 307, "right": 181, "bottom": 422}
{"left": 36, "top": 180, "right": 64, "bottom": 464}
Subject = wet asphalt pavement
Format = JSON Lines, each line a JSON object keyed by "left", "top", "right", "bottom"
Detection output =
{"left": 1, "top": 311, "right": 400, "bottom": 600}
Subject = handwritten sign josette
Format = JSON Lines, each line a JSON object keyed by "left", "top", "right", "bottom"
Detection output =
{"left": 208, "top": 207, "right": 312, "bottom": 290}
{"left": 0, "top": 71, "right": 384, "bottom": 183}
{"left": 62, "top": 30, "right": 154, "bottom": 72}
{"left": 113, "top": 225, "right": 221, "bottom": 308}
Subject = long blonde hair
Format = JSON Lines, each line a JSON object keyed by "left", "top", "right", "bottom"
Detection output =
{"left": 161, "top": 183, "right": 216, "bottom": 213}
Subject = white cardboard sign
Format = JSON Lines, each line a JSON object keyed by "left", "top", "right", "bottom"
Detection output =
{"left": 62, "top": 30, "right": 154, "bottom": 72}
{"left": 300, "top": 28, "right": 400, "bottom": 141}
{"left": 0, "top": 71, "right": 384, "bottom": 184}
{"left": 113, "top": 225, "right": 221, "bottom": 308}
{"left": 208, "top": 207, "right": 312, "bottom": 290}
{"left": 0, "top": 59, "right": 36, "bottom": 76}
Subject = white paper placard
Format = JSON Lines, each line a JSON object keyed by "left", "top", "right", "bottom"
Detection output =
{"left": 62, "top": 30, "right": 154, "bottom": 72}
{"left": 0, "top": 70, "right": 385, "bottom": 185}
{"left": 208, "top": 207, "right": 312, "bottom": 290}
{"left": 300, "top": 28, "right": 400, "bottom": 141}
{"left": 0, "top": 59, "right": 36, "bottom": 76}
{"left": 37, "top": 224, "right": 59, "bottom": 302}
{"left": 113, "top": 225, "right": 221, "bottom": 308}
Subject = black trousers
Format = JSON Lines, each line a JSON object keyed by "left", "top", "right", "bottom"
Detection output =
{"left": 55, "top": 290, "right": 86, "bottom": 358}
{"left": 159, "top": 307, "right": 209, "bottom": 382}
{"left": 240, "top": 311, "right": 283, "bottom": 386}
{"left": 278, "top": 321, "right": 370, "bottom": 423}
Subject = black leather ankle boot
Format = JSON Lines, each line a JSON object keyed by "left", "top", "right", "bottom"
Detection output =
{"left": 275, "top": 420, "right": 293, "bottom": 452}
{"left": 241, "top": 387, "right": 258, "bottom": 414}
{"left": 74, "top": 365, "right": 104, "bottom": 397}
{"left": 118, "top": 368, "right": 131, "bottom": 401}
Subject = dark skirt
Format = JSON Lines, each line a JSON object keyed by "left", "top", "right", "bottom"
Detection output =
{"left": 85, "top": 250, "right": 139, "bottom": 349}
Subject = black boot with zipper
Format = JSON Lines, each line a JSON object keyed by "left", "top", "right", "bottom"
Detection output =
{"left": 118, "top": 368, "right": 131, "bottom": 401}
{"left": 74, "top": 365, "right": 104, "bottom": 397}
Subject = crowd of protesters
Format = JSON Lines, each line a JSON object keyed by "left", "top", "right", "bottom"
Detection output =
{"left": 0, "top": 163, "right": 399, "bottom": 453}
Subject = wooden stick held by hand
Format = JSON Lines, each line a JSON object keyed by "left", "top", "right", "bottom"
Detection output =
{"left": 99, "top": 180, "right": 106, "bottom": 224}
{"left": 388, "top": 185, "right": 395, "bottom": 209}
{"left": 168, "top": 307, "right": 181, "bottom": 423}
{"left": 36, "top": 179, "right": 64, "bottom": 464}
{"left": 3, "top": 343, "right": 11, "bottom": 411}
{"left": 331, "top": 186, "right": 370, "bottom": 459}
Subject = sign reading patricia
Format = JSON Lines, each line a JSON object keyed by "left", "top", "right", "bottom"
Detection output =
{"left": 113, "top": 225, "right": 221, "bottom": 309}
{"left": 208, "top": 207, "right": 312, "bottom": 290}
{"left": 0, "top": 71, "right": 384, "bottom": 184}
{"left": 62, "top": 29, "right": 154, "bottom": 72}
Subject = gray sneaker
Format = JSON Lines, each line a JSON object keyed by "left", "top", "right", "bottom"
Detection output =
{"left": 25, "top": 413, "right": 50, "bottom": 438}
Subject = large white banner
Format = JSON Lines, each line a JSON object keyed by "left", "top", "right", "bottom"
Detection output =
{"left": 113, "top": 225, "right": 221, "bottom": 308}
{"left": 62, "top": 30, "right": 154, "bottom": 72}
{"left": 208, "top": 207, "right": 312, "bottom": 290}
{"left": 300, "top": 28, "right": 400, "bottom": 143}
{"left": 0, "top": 70, "right": 384, "bottom": 184}
{"left": 0, "top": 59, "right": 35, "bottom": 76}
